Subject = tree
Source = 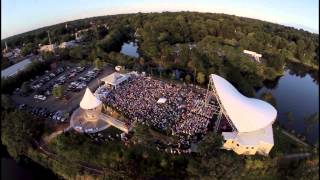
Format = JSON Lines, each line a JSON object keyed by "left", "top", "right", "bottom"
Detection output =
{"left": 94, "top": 58, "right": 103, "bottom": 69}
{"left": 21, "top": 42, "right": 35, "bottom": 56}
{"left": 296, "top": 39, "right": 306, "bottom": 60}
{"left": 1, "top": 56, "right": 10, "bottom": 70}
{"left": 52, "top": 85, "right": 63, "bottom": 98}
{"left": 260, "top": 91, "right": 277, "bottom": 107}
{"left": 198, "top": 132, "right": 223, "bottom": 156}
{"left": 1, "top": 94, "right": 14, "bottom": 110}
{"left": 196, "top": 72, "right": 206, "bottom": 84}
{"left": 1, "top": 110, "right": 43, "bottom": 159}
{"left": 69, "top": 46, "right": 83, "bottom": 60}
{"left": 133, "top": 124, "right": 151, "bottom": 143}
{"left": 185, "top": 74, "right": 191, "bottom": 83}
{"left": 20, "top": 81, "right": 31, "bottom": 95}
{"left": 79, "top": 59, "right": 87, "bottom": 67}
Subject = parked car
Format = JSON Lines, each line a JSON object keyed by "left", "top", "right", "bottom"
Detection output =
{"left": 14, "top": 88, "right": 20, "bottom": 95}
{"left": 49, "top": 73, "right": 56, "bottom": 78}
{"left": 34, "top": 94, "right": 46, "bottom": 101}
{"left": 56, "top": 67, "right": 64, "bottom": 74}
{"left": 18, "top": 104, "right": 27, "bottom": 110}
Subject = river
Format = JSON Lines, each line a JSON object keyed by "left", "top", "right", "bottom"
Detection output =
{"left": 256, "top": 64, "right": 319, "bottom": 145}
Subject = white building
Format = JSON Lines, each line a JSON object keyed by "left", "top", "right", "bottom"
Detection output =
{"left": 39, "top": 44, "right": 57, "bottom": 52}
{"left": 243, "top": 50, "right": 262, "bottom": 62}
{"left": 209, "top": 74, "right": 277, "bottom": 156}
{"left": 80, "top": 88, "right": 103, "bottom": 122}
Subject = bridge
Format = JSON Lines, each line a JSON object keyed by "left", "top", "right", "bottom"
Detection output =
{"left": 99, "top": 113, "right": 129, "bottom": 133}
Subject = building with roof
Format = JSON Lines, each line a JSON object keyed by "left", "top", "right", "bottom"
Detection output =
{"left": 207, "top": 74, "right": 277, "bottom": 155}
{"left": 100, "top": 72, "right": 129, "bottom": 89}
{"left": 80, "top": 88, "right": 103, "bottom": 121}
{"left": 39, "top": 44, "right": 57, "bottom": 52}
{"left": 70, "top": 87, "right": 129, "bottom": 134}
{"left": 1, "top": 58, "right": 32, "bottom": 78}
{"left": 243, "top": 50, "right": 262, "bottom": 62}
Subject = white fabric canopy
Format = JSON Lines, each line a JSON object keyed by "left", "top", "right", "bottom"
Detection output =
{"left": 100, "top": 72, "right": 128, "bottom": 86}
{"left": 210, "top": 74, "right": 277, "bottom": 133}
{"left": 80, "top": 88, "right": 102, "bottom": 110}
{"left": 157, "top": 98, "right": 167, "bottom": 104}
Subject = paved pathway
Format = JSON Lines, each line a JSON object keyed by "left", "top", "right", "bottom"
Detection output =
{"left": 100, "top": 113, "right": 129, "bottom": 133}
{"left": 283, "top": 152, "right": 311, "bottom": 160}
{"left": 281, "top": 130, "right": 310, "bottom": 147}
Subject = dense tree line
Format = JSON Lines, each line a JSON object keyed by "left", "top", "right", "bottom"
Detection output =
{"left": 2, "top": 12, "right": 318, "bottom": 96}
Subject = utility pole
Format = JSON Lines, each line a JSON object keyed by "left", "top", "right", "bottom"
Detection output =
{"left": 5, "top": 41, "right": 8, "bottom": 51}
{"left": 47, "top": 30, "right": 56, "bottom": 54}
{"left": 47, "top": 30, "right": 52, "bottom": 45}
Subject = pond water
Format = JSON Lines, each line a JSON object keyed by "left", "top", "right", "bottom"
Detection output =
{"left": 120, "top": 41, "right": 139, "bottom": 58}
{"left": 256, "top": 65, "right": 319, "bottom": 145}
{"left": 1, "top": 145, "right": 58, "bottom": 180}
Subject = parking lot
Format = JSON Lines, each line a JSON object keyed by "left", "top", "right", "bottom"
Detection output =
{"left": 12, "top": 63, "right": 115, "bottom": 115}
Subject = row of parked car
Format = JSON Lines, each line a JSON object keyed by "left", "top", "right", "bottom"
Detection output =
{"left": 30, "top": 67, "right": 65, "bottom": 90}
{"left": 67, "top": 68, "right": 101, "bottom": 92}
{"left": 18, "top": 104, "right": 69, "bottom": 122}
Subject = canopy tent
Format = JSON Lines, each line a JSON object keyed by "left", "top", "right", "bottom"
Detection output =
{"left": 157, "top": 97, "right": 167, "bottom": 104}
{"left": 210, "top": 74, "right": 277, "bottom": 133}
{"left": 100, "top": 72, "right": 128, "bottom": 88}
{"left": 80, "top": 88, "right": 102, "bottom": 110}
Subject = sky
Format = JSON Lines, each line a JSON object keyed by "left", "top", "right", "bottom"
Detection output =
{"left": 1, "top": 0, "right": 319, "bottom": 39}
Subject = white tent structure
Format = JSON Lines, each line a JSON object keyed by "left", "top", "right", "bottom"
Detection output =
{"left": 100, "top": 72, "right": 128, "bottom": 89}
{"left": 157, "top": 97, "right": 167, "bottom": 104}
{"left": 208, "top": 74, "right": 277, "bottom": 155}
{"left": 80, "top": 88, "right": 102, "bottom": 121}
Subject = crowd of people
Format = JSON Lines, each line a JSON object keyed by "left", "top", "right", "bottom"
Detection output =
{"left": 104, "top": 75, "right": 219, "bottom": 140}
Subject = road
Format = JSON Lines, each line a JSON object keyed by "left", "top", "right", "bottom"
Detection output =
{"left": 281, "top": 129, "right": 310, "bottom": 147}
{"left": 282, "top": 152, "right": 311, "bottom": 160}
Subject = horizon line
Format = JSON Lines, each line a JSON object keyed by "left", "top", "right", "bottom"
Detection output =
{"left": 1, "top": 11, "right": 318, "bottom": 40}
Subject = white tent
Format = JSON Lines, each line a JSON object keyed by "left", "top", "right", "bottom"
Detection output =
{"left": 157, "top": 97, "right": 167, "bottom": 104}
{"left": 210, "top": 74, "right": 276, "bottom": 133}
{"left": 80, "top": 88, "right": 102, "bottom": 110}
{"left": 100, "top": 72, "right": 128, "bottom": 88}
